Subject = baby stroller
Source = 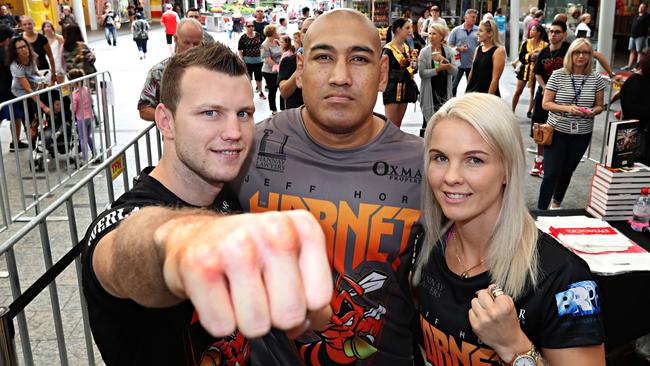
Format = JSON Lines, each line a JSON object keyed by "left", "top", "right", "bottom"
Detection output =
{"left": 30, "top": 93, "right": 79, "bottom": 172}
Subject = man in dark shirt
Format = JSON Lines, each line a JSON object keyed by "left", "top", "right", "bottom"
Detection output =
{"left": 82, "top": 42, "right": 332, "bottom": 365}
{"left": 253, "top": 7, "right": 269, "bottom": 42}
{"left": 623, "top": 2, "right": 650, "bottom": 70}
{"left": 0, "top": 5, "right": 15, "bottom": 30}
{"left": 278, "top": 17, "right": 314, "bottom": 109}
{"left": 528, "top": 20, "right": 569, "bottom": 177}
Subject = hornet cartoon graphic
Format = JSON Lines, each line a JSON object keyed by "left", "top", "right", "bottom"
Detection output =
{"left": 299, "top": 271, "right": 388, "bottom": 365}
{"left": 198, "top": 332, "right": 250, "bottom": 366}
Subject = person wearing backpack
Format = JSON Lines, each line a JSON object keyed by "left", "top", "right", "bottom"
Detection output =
{"left": 131, "top": 13, "right": 150, "bottom": 59}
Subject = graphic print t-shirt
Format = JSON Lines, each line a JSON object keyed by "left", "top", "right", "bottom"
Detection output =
{"left": 534, "top": 42, "right": 570, "bottom": 84}
{"left": 235, "top": 108, "right": 424, "bottom": 366}
{"left": 82, "top": 167, "right": 252, "bottom": 366}
{"left": 416, "top": 232, "right": 604, "bottom": 365}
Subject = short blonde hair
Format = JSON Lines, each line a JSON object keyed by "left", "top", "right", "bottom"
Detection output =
{"left": 263, "top": 24, "right": 277, "bottom": 38}
{"left": 581, "top": 13, "right": 591, "bottom": 21}
{"left": 563, "top": 38, "right": 594, "bottom": 74}
{"left": 428, "top": 22, "right": 448, "bottom": 40}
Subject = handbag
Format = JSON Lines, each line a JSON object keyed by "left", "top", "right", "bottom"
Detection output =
{"left": 533, "top": 123, "right": 554, "bottom": 145}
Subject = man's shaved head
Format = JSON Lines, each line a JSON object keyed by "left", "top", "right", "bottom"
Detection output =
{"left": 303, "top": 9, "right": 381, "bottom": 57}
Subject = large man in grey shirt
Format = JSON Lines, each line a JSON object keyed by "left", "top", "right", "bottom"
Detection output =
{"left": 236, "top": 9, "right": 423, "bottom": 366}
{"left": 447, "top": 8, "right": 479, "bottom": 96}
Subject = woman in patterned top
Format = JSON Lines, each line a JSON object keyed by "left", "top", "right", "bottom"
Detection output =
{"left": 62, "top": 24, "right": 96, "bottom": 76}
{"left": 538, "top": 38, "right": 605, "bottom": 210}
{"left": 238, "top": 18, "right": 265, "bottom": 100}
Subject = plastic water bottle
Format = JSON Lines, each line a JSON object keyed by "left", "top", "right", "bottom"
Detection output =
{"left": 630, "top": 187, "right": 650, "bottom": 232}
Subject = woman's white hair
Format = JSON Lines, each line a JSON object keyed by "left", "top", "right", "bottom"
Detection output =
{"left": 413, "top": 93, "right": 539, "bottom": 300}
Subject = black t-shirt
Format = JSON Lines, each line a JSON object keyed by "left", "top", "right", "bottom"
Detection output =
{"left": 81, "top": 167, "right": 253, "bottom": 366}
{"left": 621, "top": 73, "right": 650, "bottom": 131}
{"left": 0, "top": 46, "right": 14, "bottom": 102}
{"left": 278, "top": 54, "right": 303, "bottom": 109}
{"left": 253, "top": 20, "right": 269, "bottom": 42}
{"left": 415, "top": 230, "right": 604, "bottom": 364}
{"left": 29, "top": 33, "right": 50, "bottom": 71}
{"left": 534, "top": 42, "right": 570, "bottom": 85}
{"left": 631, "top": 13, "right": 650, "bottom": 37}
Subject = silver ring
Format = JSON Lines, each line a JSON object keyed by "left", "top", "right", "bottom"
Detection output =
{"left": 491, "top": 287, "right": 504, "bottom": 298}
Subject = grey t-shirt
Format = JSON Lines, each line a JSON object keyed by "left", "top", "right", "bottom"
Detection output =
{"left": 235, "top": 107, "right": 423, "bottom": 366}
{"left": 261, "top": 40, "right": 282, "bottom": 73}
{"left": 10, "top": 62, "right": 41, "bottom": 97}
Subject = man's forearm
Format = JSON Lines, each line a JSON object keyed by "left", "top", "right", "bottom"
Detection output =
{"left": 279, "top": 73, "right": 298, "bottom": 99}
{"left": 107, "top": 206, "right": 219, "bottom": 307}
{"left": 139, "top": 106, "right": 156, "bottom": 121}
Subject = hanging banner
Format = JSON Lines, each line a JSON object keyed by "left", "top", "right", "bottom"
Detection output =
{"left": 24, "top": 0, "right": 58, "bottom": 29}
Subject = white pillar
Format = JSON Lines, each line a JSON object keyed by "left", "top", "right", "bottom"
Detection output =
{"left": 509, "top": 0, "right": 520, "bottom": 61}
{"left": 72, "top": 0, "right": 89, "bottom": 38}
{"left": 597, "top": 0, "right": 616, "bottom": 73}
{"left": 87, "top": 0, "right": 98, "bottom": 31}
{"left": 144, "top": 0, "right": 151, "bottom": 20}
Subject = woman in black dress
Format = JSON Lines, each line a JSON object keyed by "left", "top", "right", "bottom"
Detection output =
{"left": 382, "top": 17, "right": 418, "bottom": 128}
{"left": 466, "top": 19, "right": 505, "bottom": 96}
{"left": 19, "top": 16, "right": 56, "bottom": 85}
{"left": 511, "top": 24, "right": 547, "bottom": 117}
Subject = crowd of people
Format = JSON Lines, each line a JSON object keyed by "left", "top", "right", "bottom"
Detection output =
{"left": 73, "top": 6, "right": 622, "bottom": 366}
{"left": 0, "top": 8, "right": 97, "bottom": 162}
{"left": 0, "top": 3, "right": 648, "bottom": 365}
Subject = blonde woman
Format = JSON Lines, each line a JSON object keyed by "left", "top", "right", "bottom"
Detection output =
{"left": 20, "top": 16, "right": 56, "bottom": 84}
{"left": 466, "top": 19, "right": 505, "bottom": 95}
{"left": 413, "top": 93, "right": 605, "bottom": 366}
{"left": 538, "top": 39, "right": 605, "bottom": 210}
{"left": 418, "top": 22, "right": 458, "bottom": 136}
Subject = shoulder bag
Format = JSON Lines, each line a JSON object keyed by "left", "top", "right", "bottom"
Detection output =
{"left": 533, "top": 123, "right": 554, "bottom": 145}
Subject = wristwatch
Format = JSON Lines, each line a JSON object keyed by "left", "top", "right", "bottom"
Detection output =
{"left": 499, "top": 343, "right": 540, "bottom": 366}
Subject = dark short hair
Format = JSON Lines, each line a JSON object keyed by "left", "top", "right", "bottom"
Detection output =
{"left": 302, "top": 6, "right": 310, "bottom": 14}
{"left": 187, "top": 7, "right": 199, "bottom": 13}
{"left": 535, "top": 10, "right": 544, "bottom": 17}
{"left": 0, "top": 24, "right": 13, "bottom": 42}
{"left": 550, "top": 20, "right": 567, "bottom": 32}
{"left": 161, "top": 42, "right": 247, "bottom": 116}
{"left": 391, "top": 17, "right": 409, "bottom": 30}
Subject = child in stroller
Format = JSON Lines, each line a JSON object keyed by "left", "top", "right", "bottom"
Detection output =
{"left": 31, "top": 90, "right": 79, "bottom": 171}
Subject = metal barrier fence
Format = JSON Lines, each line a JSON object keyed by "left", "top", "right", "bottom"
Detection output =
{"left": 0, "top": 71, "right": 118, "bottom": 234}
{"left": 0, "top": 122, "right": 161, "bottom": 366}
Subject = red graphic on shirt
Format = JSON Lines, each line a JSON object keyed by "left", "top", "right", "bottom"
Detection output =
{"left": 191, "top": 310, "right": 250, "bottom": 366}
{"left": 198, "top": 332, "right": 250, "bottom": 366}
{"left": 299, "top": 271, "right": 388, "bottom": 366}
